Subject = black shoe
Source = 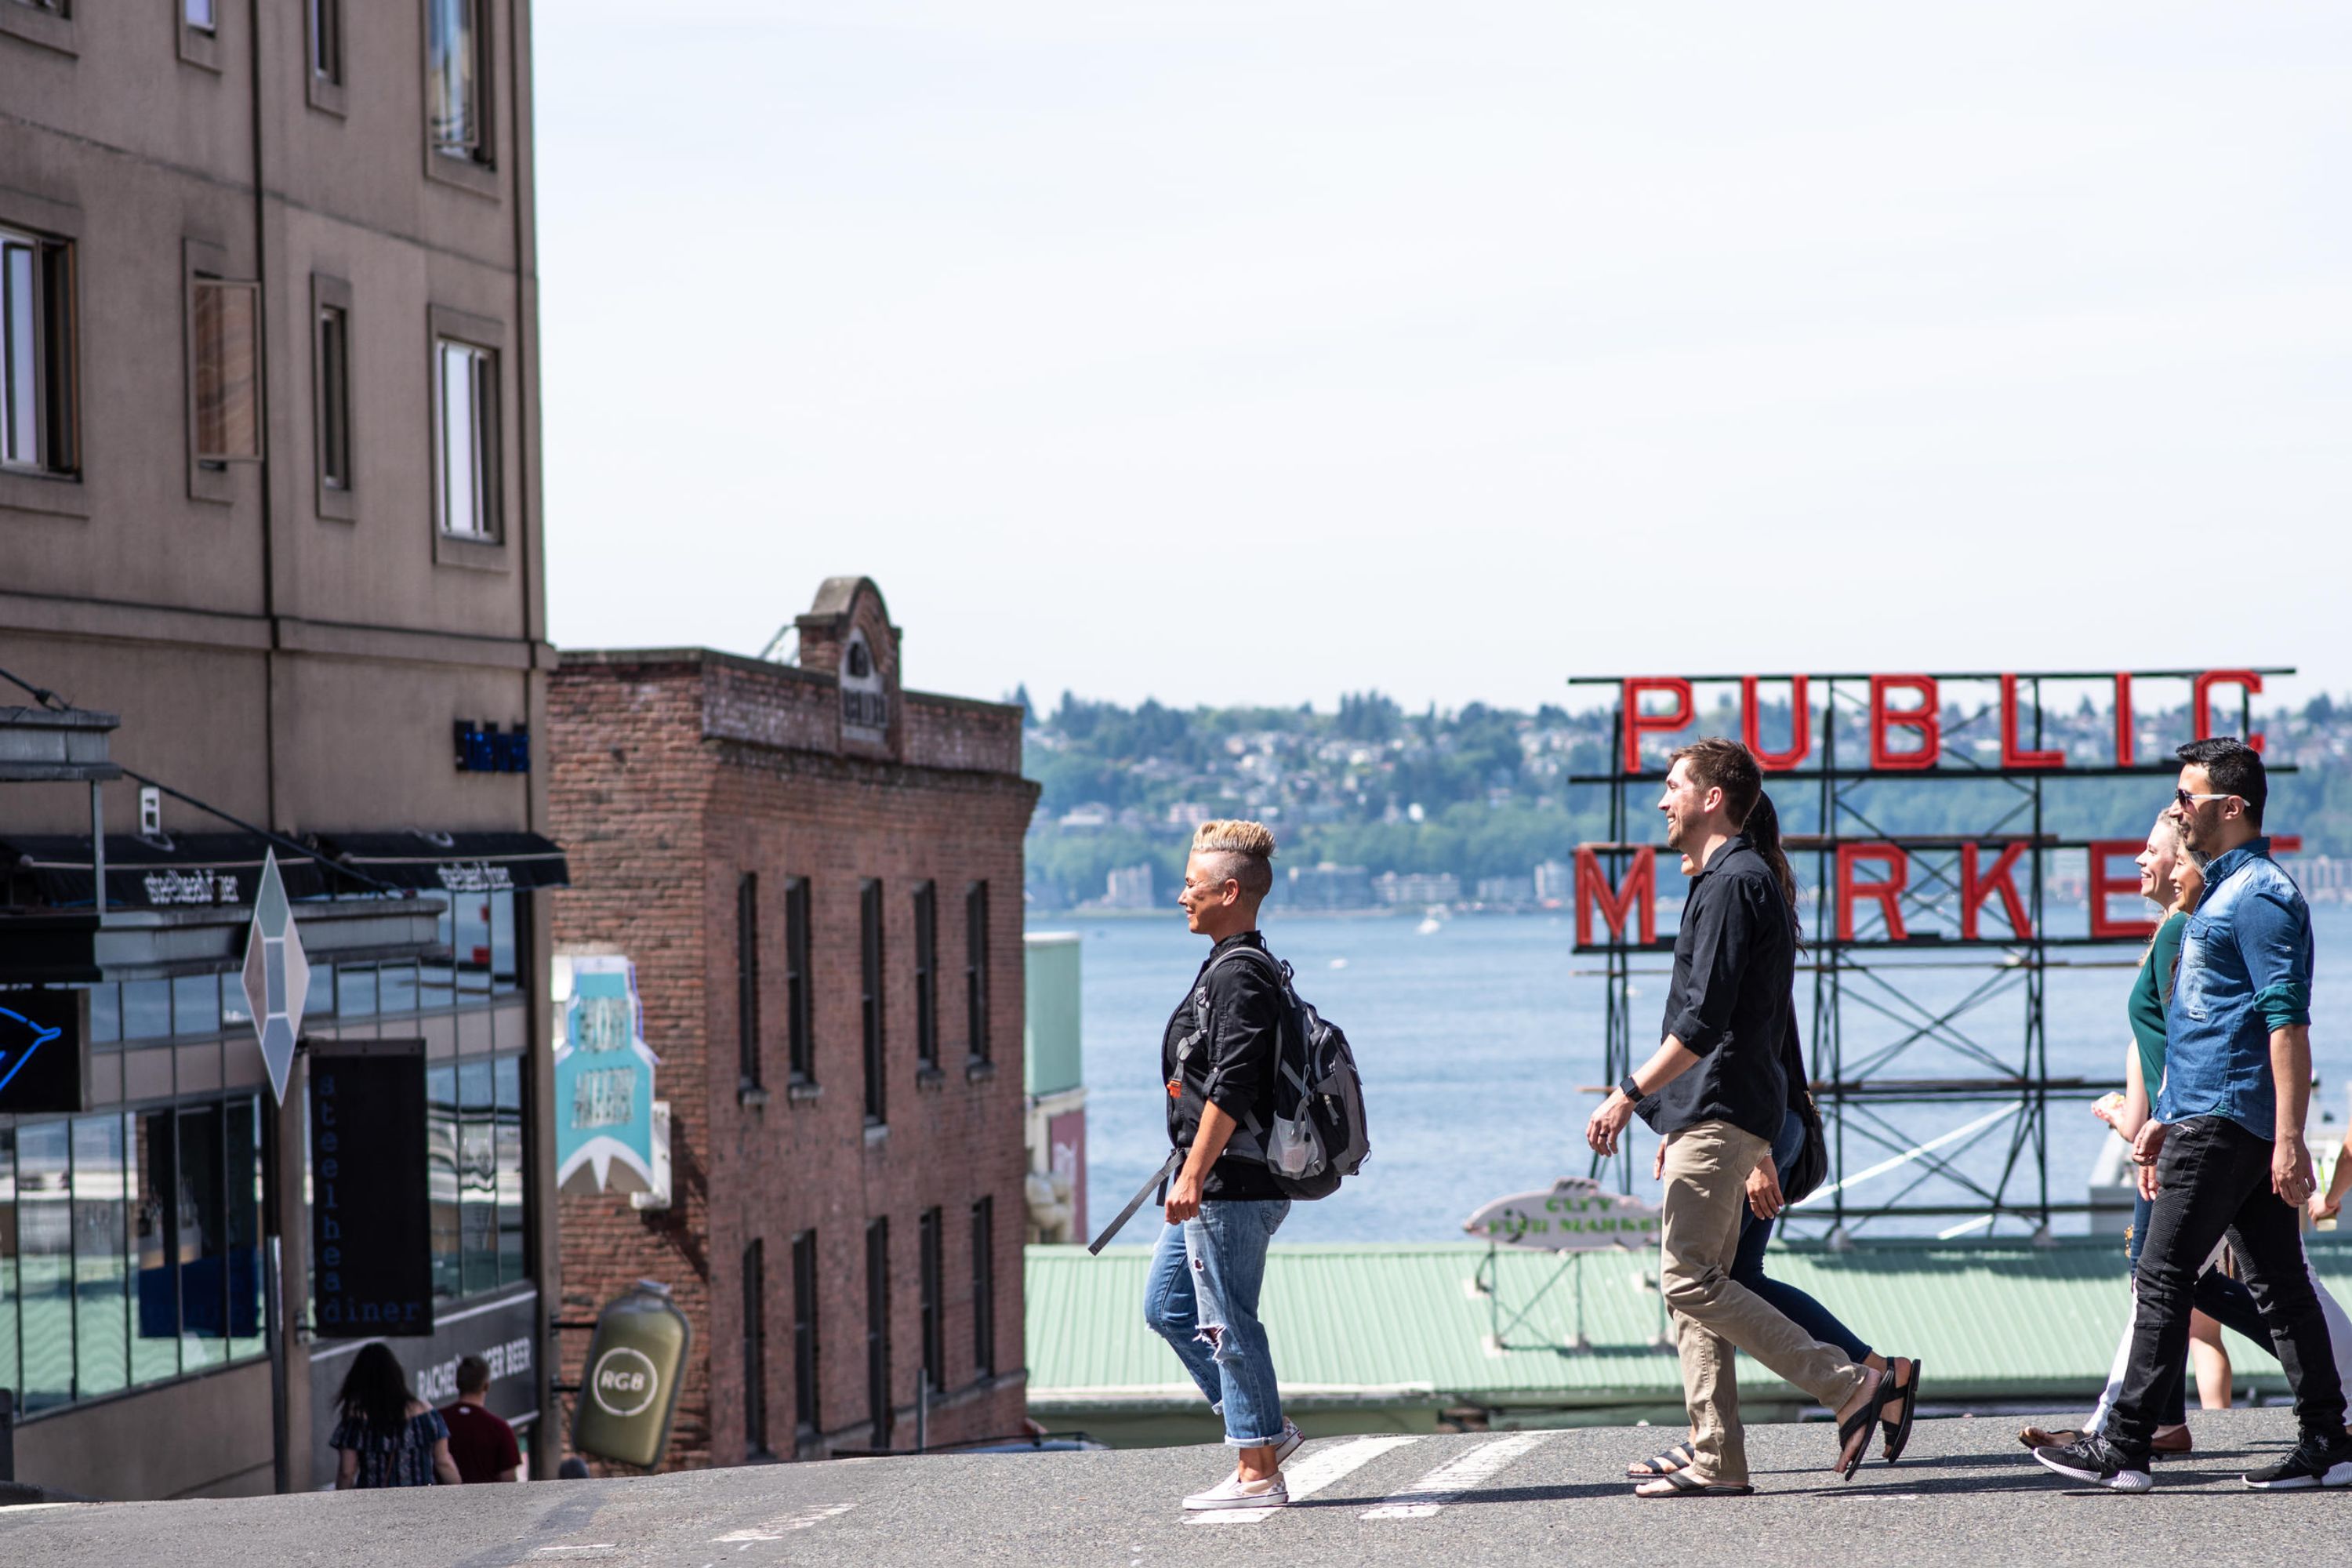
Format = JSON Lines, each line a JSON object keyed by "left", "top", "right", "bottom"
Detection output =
{"left": 2031, "top": 1436, "right": 2151, "bottom": 1493}
{"left": 2242, "top": 1435, "right": 2352, "bottom": 1490}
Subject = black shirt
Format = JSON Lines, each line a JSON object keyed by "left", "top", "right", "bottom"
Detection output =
{"left": 1162, "top": 930, "right": 1286, "bottom": 1201}
{"left": 1635, "top": 833, "right": 1794, "bottom": 1142}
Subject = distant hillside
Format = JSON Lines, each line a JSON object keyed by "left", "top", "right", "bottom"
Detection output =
{"left": 1015, "top": 685, "right": 2351, "bottom": 909}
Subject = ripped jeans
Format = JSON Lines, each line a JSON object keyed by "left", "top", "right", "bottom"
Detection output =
{"left": 1144, "top": 1199, "right": 1290, "bottom": 1447}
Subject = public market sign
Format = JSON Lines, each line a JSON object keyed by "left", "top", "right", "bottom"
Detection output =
{"left": 554, "top": 953, "right": 662, "bottom": 1195}
{"left": 1464, "top": 1177, "right": 1663, "bottom": 1252}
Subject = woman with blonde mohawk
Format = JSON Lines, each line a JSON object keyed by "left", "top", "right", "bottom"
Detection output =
{"left": 1145, "top": 818, "right": 1308, "bottom": 1510}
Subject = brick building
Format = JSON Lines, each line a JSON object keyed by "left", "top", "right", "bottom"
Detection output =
{"left": 547, "top": 578, "right": 1038, "bottom": 1467}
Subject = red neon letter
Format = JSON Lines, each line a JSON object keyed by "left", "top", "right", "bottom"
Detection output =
{"left": 1999, "top": 674, "right": 2064, "bottom": 770}
{"left": 1836, "top": 844, "right": 1910, "bottom": 942}
{"left": 2192, "top": 670, "right": 2265, "bottom": 754}
{"left": 2086, "top": 839, "right": 2158, "bottom": 942}
{"left": 1868, "top": 676, "right": 1940, "bottom": 771}
{"left": 2113, "top": 672, "right": 2135, "bottom": 768}
{"left": 2273, "top": 835, "right": 2302, "bottom": 855}
{"left": 1740, "top": 675, "right": 1811, "bottom": 772}
{"left": 1961, "top": 842, "right": 2034, "bottom": 941}
{"left": 1575, "top": 846, "right": 1657, "bottom": 946}
{"left": 1622, "top": 678, "right": 1695, "bottom": 774}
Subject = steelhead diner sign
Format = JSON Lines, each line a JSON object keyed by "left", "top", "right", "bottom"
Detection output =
{"left": 1465, "top": 1176, "right": 1664, "bottom": 1252}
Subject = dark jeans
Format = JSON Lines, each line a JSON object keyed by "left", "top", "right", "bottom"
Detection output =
{"left": 2106, "top": 1116, "right": 2347, "bottom": 1459}
{"left": 1728, "top": 1106, "right": 1873, "bottom": 1364}
{"left": 2124, "top": 1189, "right": 2268, "bottom": 1426}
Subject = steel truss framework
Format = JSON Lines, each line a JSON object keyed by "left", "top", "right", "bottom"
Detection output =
{"left": 1567, "top": 669, "right": 2294, "bottom": 1240}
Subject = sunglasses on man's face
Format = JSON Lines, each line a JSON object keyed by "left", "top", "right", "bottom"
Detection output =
{"left": 2175, "top": 789, "right": 2236, "bottom": 811}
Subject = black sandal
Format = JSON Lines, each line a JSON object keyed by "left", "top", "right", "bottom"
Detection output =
{"left": 1878, "top": 1356, "right": 1922, "bottom": 1464}
{"left": 1627, "top": 1441, "right": 1695, "bottom": 1478}
{"left": 1635, "top": 1469, "right": 1754, "bottom": 1498}
{"left": 1833, "top": 1367, "right": 1902, "bottom": 1479}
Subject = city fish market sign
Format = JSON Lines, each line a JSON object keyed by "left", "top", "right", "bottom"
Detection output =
{"left": 1465, "top": 1177, "right": 1662, "bottom": 1251}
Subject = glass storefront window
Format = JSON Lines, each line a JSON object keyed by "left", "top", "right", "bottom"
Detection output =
{"left": 455, "top": 892, "right": 492, "bottom": 994}
{"left": 176, "top": 1105, "right": 227, "bottom": 1372}
{"left": 338, "top": 964, "right": 377, "bottom": 1016}
{"left": 226, "top": 1098, "right": 263, "bottom": 1363}
{"left": 427, "top": 1065, "right": 461, "bottom": 1299}
{"left": 71, "top": 1115, "right": 130, "bottom": 1399}
{"left": 122, "top": 979, "right": 172, "bottom": 1041}
{"left": 17, "top": 1120, "right": 73, "bottom": 1410}
{"left": 132, "top": 1111, "right": 181, "bottom": 1386}
{"left": 459, "top": 1061, "right": 496, "bottom": 1294}
{"left": 304, "top": 960, "right": 334, "bottom": 1020}
{"left": 381, "top": 962, "right": 418, "bottom": 1015}
{"left": 422, "top": 901, "right": 456, "bottom": 1010}
{"left": 172, "top": 973, "right": 220, "bottom": 1036}
{"left": 89, "top": 982, "right": 121, "bottom": 1044}
{"left": 495, "top": 1054, "right": 524, "bottom": 1285}
{"left": 0, "top": 1128, "right": 18, "bottom": 1400}
{"left": 491, "top": 888, "right": 517, "bottom": 994}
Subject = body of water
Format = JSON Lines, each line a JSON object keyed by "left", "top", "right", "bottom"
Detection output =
{"left": 1047, "top": 905, "right": 2352, "bottom": 1246}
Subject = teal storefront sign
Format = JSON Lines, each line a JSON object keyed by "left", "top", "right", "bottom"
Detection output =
{"left": 554, "top": 954, "right": 662, "bottom": 1195}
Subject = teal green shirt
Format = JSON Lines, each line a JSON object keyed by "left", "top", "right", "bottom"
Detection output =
{"left": 2127, "top": 910, "right": 2187, "bottom": 1097}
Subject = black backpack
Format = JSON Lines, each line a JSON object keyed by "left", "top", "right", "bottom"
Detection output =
{"left": 1187, "top": 944, "right": 1370, "bottom": 1201}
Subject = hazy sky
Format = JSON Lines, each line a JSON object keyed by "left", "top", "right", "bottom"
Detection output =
{"left": 535, "top": 2, "right": 2350, "bottom": 713}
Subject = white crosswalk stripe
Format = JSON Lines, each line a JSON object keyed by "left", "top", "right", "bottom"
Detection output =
{"left": 1359, "top": 1432, "right": 1552, "bottom": 1520}
{"left": 710, "top": 1502, "right": 858, "bottom": 1541}
{"left": 1188, "top": 1435, "right": 1421, "bottom": 1525}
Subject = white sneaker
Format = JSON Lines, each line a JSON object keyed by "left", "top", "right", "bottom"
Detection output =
{"left": 1274, "top": 1421, "right": 1305, "bottom": 1468}
{"left": 1182, "top": 1472, "right": 1289, "bottom": 1511}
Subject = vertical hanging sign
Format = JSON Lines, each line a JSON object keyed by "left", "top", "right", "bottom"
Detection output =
{"left": 241, "top": 848, "right": 310, "bottom": 1103}
{"left": 553, "top": 954, "right": 662, "bottom": 1195}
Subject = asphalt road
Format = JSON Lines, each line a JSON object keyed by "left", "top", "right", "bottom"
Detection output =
{"left": 4, "top": 1408, "right": 2347, "bottom": 1568}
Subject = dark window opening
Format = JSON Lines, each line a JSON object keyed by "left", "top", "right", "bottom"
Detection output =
{"left": 427, "top": 0, "right": 489, "bottom": 164}
{"left": 864, "top": 1218, "right": 891, "bottom": 1448}
{"left": 964, "top": 881, "right": 990, "bottom": 1064}
{"left": 912, "top": 882, "right": 937, "bottom": 1069}
{"left": 736, "top": 872, "right": 762, "bottom": 1091}
{"left": 785, "top": 877, "right": 813, "bottom": 1083}
{"left": 316, "top": 302, "right": 350, "bottom": 491}
{"left": 742, "top": 1238, "right": 768, "bottom": 1456}
{"left": 792, "top": 1229, "right": 819, "bottom": 1437}
{"left": 308, "top": 0, "right": 342, "bottom": 82}
{"left": 917, "top": 1207, "right": 942, "bottom": 1395}
{"left": 970, "top": 1197, "right": 995, "bottom": 1379}
{"left": 860, "top": 880, "right": 885, "bottom": 1124}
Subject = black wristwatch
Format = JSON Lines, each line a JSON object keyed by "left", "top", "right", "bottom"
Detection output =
{"left": 1618, "top": 1074, "right": 1643, "bottom": 1103}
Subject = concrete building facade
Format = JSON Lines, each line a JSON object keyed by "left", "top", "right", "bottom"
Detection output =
{"left": 2, "top": 2, "right": 562, "bottom": 1497}
{"left": 548, "top": 579, "right": 1038, "bottom": 1468}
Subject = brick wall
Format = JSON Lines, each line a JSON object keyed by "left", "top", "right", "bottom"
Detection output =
{"left": 549, "top": 642, "right": 1039, "bottom": 1472}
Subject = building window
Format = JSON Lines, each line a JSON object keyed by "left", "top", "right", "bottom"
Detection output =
{"left": 917, "top": 1207, "right": 942, "bottom": 1396}
{"left": 190, "top": 278, "right": 261, "bottom": 466}
{"left": 864, "top": 1218, "right": 891, "bottom": 1448}
{"left": 427, "top": 0, "right": 488, "bottom": 163}
{"left": 309, "top": 0, "right": 341, "bottom": 82}
{"left": 736, "top": 872, "right": 762, "bottom": 1093}
{"left": 183, "top": 0, "right": 213, "bottom": 31}
{"left": 791, "top": 1229, "right": 819, "bottom": 1437}
{"left": 911, "top": 883, "right": 937, "bottom": 1070}
{"left": 434, "top": 337, "right": 498, "bottom": 539}
{"left": 964, "top": 881, "right": 990, "bottom": 1064}
{"left": 312, "top": 279, "right": 354, "bottom": 515}
{"left": 2, "top": 1098, "right": 263, "bottom": 1415}
{"left": 970, "top": 1198, "right": 995, "bottom": 1378}
{"left": 1, "top": 224, "right": 76, "bottom": 477}
{"left": 742, "top": 1238, "right": 768, "bottom": 1456}
{"left": 860, "top": 879, "right": 885, "bottom": 1125}
{"left": 784, "top": 877, "right": 813, "bottom": 1083}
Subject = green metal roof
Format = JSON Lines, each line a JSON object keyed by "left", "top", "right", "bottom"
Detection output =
{"left": 1027, "top": 1238, "right": 2352, "bottom": 1414}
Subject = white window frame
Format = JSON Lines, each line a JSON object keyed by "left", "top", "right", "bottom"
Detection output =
{"left": 433, "top": 336, "right": 498, "bottom": 541}
{"left": 2, "top": 223, "right": 72, "bottom": 477}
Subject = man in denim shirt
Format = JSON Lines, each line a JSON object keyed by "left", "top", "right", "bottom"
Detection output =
{"left": 2034, "top": 738, "right": 2350, "bottom": 1493}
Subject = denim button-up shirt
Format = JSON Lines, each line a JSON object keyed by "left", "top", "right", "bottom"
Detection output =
{"left": 2159, "top": 837, "right": 2315, "bottom": 1138}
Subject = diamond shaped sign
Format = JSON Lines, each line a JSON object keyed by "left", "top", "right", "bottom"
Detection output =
{"left": 241, "top": 848, "right": 309, "bottom": 1103}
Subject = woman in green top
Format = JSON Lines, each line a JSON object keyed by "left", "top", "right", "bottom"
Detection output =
{"left": 2025, "top": 815, "right": 2245, "bottom": 1452}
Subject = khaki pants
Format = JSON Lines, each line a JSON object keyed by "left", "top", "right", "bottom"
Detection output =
{"left": 1659, "top": 1120, "right": 1869, "bottom": 1484}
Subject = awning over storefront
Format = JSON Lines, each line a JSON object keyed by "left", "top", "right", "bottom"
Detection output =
{"left": 314, "top": 830, "right": 572, "bottom": 894}
{"left": 0, "top": 833, "right": 333, "bottom": 909}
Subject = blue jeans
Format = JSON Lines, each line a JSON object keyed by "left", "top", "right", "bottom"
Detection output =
{"left": 1144, "top": 1199, "right": 1289, "bottom": 1447}
{"left": 1728, "top": 1107, "right": 1873, "bottom": 1363}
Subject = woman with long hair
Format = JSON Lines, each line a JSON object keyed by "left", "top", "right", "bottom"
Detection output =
{"left": 1628, "top": 791, "right": 1917, "bottom": 1478}
{"left": 331, "top": 1341, "right": 461, "bottom": 1488}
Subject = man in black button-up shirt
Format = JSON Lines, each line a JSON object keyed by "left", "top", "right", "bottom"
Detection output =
{"left": 1585, "top": 739, "right": 1908, "bottom": 1495}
